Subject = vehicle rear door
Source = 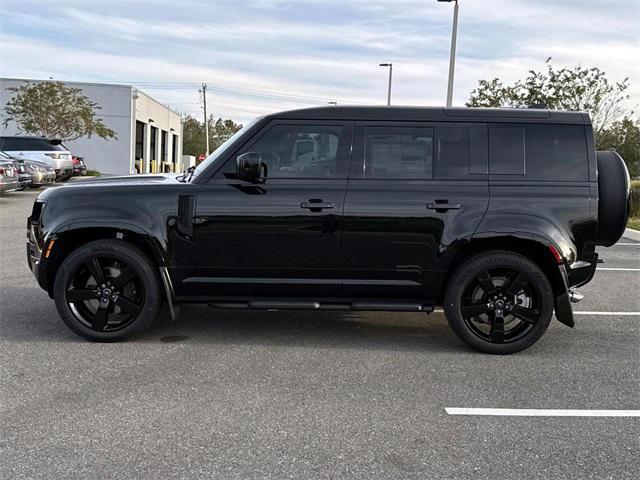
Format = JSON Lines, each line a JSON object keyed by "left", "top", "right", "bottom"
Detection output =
{"left": 342, "top": 121, "right": 489, "bottom": 302}
{"left": 191, "top": 120, "right": 353, "bottom": 298}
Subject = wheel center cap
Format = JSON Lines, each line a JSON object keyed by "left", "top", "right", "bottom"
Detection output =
{"left": 495, "top": 299, "right": 505, "bottom": 309}
{"left": 102, "top": 288, "right": 112, "bottom": 297}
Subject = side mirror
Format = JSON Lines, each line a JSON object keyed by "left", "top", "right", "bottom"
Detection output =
{"left": 236, "top": 152, "right": 267, "bottom": 183}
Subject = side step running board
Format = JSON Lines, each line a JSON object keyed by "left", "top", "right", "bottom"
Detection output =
{"left": 207, "top": 300, "right": 434, "bottom": 313}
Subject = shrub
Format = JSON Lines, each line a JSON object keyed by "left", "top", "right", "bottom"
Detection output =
{"left": 630, "top": 180, "right": 640, "bottom": 219}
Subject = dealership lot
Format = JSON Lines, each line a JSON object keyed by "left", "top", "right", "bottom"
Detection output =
{"left": 1, "top": 188, "right": 638, "bottom": 479}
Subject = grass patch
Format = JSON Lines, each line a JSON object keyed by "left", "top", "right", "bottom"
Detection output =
{"left": 84, "top": 170, "right": 101, "bottom": 177}
{"left": 627, "top": 217, "right": 640, "bottom": 231}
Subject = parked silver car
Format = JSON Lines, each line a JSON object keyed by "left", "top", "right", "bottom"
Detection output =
{"left": 0, "top": 159, "right": 18, "bottom": 194}
{"left": 0, "top": 136, "right": 74, "bottom": 180}
{"left": 26, "top": 160, "right": 56, "bottom": 187}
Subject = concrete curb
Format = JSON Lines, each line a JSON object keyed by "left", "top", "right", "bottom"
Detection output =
{"left": 624, "top": 228, "right": 640, "bottom": 242}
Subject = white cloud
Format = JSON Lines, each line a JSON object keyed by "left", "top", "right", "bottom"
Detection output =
{"left": 0, "top": 0, "right": 638, "bottom": 123}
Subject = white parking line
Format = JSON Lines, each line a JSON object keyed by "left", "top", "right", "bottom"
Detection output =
{"left": 573, "top": 311, "right": 640, "bottom": 316}
{"left": 598, "top": 267, "right": 640, "bottom": 271}
{"left": 445, "top": 408, "right": 640, "bottom": 417}
{"left": 431, "top": 309, "right": 640, "bottom": 316}
{"left": 614, "top": 243, "right": 640, "bottom": 246}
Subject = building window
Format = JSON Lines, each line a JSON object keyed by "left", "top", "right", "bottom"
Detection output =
{"left": 135, "top": 121, "right": 145, "bottom": 160}
{"left": 161, "top": 130, "right": 168, "bottom": 162}
{"left": 172, "top": 134, "right": 178, "bottom": 164}
{"left": 150, "top": 126, "right": 158, "bottom": 161}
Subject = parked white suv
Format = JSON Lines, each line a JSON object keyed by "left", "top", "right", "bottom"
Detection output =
{"left": 0, "top": 136, "right": 74, "bottom": 180}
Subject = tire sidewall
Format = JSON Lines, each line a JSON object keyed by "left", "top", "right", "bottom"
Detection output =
{"left": 53, "top": 240, "right": 161, "bottom": 342}
{"left": 444, "top": 251, "right": 554, "bottom": 354}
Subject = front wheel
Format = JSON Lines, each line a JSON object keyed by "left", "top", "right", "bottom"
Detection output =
{"left": 53, "top": 240, "right": 163, "bottom": 341}
{"left": 444, "top": 251, "right": 554, "bottom": 354}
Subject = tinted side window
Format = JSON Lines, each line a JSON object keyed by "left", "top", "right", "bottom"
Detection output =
{"left": 433, "top": 125, "right": 488, "bottom": 178}
{"left": 225, "top": 124, "right": 344, "bottom": 179}
{"left": 489, "top": 127, "right": 525, "bottom": 175}
{"left": 489, "top": 124, "right": 588, "bottom": 180}
{"left": 364, "top": 126, "right": 433, "bottom": 179}
{"left": 525, "top": 124, "right": 587, "bottom": 181}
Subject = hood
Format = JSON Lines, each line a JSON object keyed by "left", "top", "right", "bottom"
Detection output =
{"left": 68, "top": 173, "right": 177, "bottom": 186}
{"left": 36, "top": 173, "right": 182, "bottom": 202}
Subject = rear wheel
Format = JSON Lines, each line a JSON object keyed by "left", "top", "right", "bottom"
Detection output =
{"left": 444, "top": 251, "right": 553, "bottom": 354}
{"left": 53, "top": 240, "right": 162, "bottom": 341}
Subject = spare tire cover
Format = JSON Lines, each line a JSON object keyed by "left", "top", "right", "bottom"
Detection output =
{"left": 597, "top": 150, "right": 631, "bottom": 246}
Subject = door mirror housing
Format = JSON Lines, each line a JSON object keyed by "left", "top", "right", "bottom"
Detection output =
{"left": 236, "top": 152, "right": 267, "bottom": 183}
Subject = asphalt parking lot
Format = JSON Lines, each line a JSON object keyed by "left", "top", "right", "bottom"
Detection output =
{"left": 1, "top": 187, "right": 638, "bottom": 480}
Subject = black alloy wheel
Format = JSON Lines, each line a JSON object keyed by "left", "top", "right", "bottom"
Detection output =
{"left": 460, "top": 268, "right": 540, "bottom": 344}
{"left": 444, "top": 251, "right": 554, "bottom": 354}
{"left": 65, "top": 256, "right": 144, "bottom": 332}
{"left": 54, "top": 240, "right": 162, "bottom": 341}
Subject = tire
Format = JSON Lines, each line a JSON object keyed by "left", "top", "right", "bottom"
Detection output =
{"left": 444, "top": 251, "right": 554, "bottom": 354}
{"left": 53, "top": 239, "right": 163, "bottom": 342}
{"left": 597, "top": 150, "right": 631, "bottom": 246}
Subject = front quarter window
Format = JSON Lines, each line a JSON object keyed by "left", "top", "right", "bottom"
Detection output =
{"left": 191, "top": 118, "right": 260, "bottom": 179}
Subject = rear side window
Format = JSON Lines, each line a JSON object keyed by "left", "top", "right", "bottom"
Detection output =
{"left": 1, "top": 138, "right": 66, "bottom": 151}
{"left": 364, "top": 126, "right": 433, "bottom": 179}
{"left": 524, "top": 125, "right": 588, "bottom": 181}
{"left": 434, "top": 125, "right": 488, "bottom": 178}
{"left": 489, "top": 124, "right": 588, "bottom": 180}
{"left": 489, "top": 127, "right": 526, "bottom": 175}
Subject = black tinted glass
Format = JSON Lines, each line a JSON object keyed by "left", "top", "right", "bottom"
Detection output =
{"left": 1, "top": 138, "right": 66, "bottom": 151}
{"left": 435, "top": 126, "right": 470, "bottom": 178}
{"left": 233, "top": 124, "right": 343, "bottom": 178}
{"left": 489, "top": 127, "right": 525, "bottom": 175}
{"left": 364, "top": 126, "right": 433, "bottom": 179}
{"left": 524, "top": 124, "right": 588, "bottom": 180}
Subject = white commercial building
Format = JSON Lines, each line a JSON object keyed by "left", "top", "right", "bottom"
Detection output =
{"left": 0, "top": 78, "right": 183, "bottom": 176}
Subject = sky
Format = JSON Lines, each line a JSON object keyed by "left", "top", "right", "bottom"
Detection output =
{"left": 1, "top": 0, "right": 639, "bottom": 123}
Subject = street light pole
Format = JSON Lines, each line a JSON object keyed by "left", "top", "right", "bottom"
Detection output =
{"left": 439, "top": 0, "right": 459, "bottom": 107}
{"left": 379, "top": 63, "right": 393, "bottom": 105}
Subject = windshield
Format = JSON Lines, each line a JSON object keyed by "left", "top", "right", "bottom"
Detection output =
{"left": 192, "top": 117, "right": 261, "bottom": 178}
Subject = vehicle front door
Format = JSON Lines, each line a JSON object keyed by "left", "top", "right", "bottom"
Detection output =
{"left": 191, "top": 120, "right": 353, "bottom": 298}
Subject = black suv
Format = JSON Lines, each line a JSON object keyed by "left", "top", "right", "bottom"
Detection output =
{"left": 27, "top": 107, "right": 631, "bottom": 353}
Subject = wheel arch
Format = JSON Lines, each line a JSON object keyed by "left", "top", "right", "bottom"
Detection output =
{"left": 44, "top": 227, "right": 166, "bottom": 298}
{"left": 442, "top": 235, "right": 566, "bottom": 302}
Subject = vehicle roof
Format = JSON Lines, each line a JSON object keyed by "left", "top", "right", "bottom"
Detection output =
{"left": 267, "top": 106, "right": 589, "bottom": 124}
{"left": 0, "top": 135, "right": 54, "bottom": 139}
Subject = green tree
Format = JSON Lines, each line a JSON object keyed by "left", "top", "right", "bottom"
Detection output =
{"left": 181, "top": 115, "right": 206, "bottom": 157}
{"left": 598, "top": 118, "right": 640, "bottom": 178}
{"left": 3, "top": 81, "right": 116, "bottom": 141}
{"left": 466, "top": 58, "right": 633, "bottom": 144}
{"left": 181, "top": 114, "right": 242, "bottom": 158}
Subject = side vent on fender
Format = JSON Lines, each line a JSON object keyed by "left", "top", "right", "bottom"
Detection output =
{"left": 177, "top": 194, "right": 195, "bottom": 238}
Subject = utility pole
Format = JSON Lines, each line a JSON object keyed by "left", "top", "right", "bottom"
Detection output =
{"left": 200, "top": 83, "right": 210, "bottom": 156}
{"left": 379, "top": 63, "right": 393, "bottom": 105}
{"left": 439, "top": 0, "right": 459, "bottom": 107}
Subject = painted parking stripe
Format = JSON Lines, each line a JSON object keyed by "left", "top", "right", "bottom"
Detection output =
{"left": 431, "top": 308, "right": 640, "bottom": 315}
{"left": 445, "top": 408, "right": 640, "bottom": 417}
{"left": 598, "top": 267, "right": 640, "bottom": 271}
{"left": 614, "top": 243, "right": 640, "bottom": 246}
{"left": 573, "top": 311, "right": 640, "bottom": 316}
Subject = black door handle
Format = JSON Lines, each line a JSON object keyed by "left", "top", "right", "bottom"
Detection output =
{"left": 301, "top": 200, "right": 335, "bottom": 211}
{"left": 427, "top": 201, "right": 462, "bottom": 211}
